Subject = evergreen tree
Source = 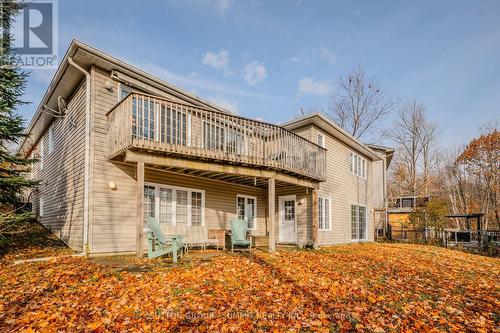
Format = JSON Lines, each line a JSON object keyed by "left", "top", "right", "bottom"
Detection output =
{"left": 1, "top": 0, "right": 39, "bottom": 234}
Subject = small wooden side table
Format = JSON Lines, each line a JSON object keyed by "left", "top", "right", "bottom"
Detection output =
{"left": 208, "top": 229, "right": 226, "bottom": 250}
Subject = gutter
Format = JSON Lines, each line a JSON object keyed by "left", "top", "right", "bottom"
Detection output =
{"left": 68, "top": 57, "right": 91, "bottom": 255}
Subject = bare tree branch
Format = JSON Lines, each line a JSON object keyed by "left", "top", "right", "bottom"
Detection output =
{"left": 328, "top": 67, "right": 394, "bottom": 140}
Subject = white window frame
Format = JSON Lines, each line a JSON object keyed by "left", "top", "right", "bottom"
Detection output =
{"left": 236, "top": 194, "right": 257, "bottom": 231}
{"left": 157, "top": 105, "right": 192, "bottom": 147}
{"left": 351, "top": 204, "right": 368, "bottom": 241}
{"left": 350, "top": 152, "right": 367, "bottom": 179}
{"left": 48, "top": 124, "right": 54, "bottom": 154}
{"left": 202, "top": 120, "right": 247, "bottom": 155}
{"left": 118, "top": 83, "right": 132, "bottom": 101}
{"left": 39, "top": 196, "right": 44, "bottom": 217}
{"left": 317, "top": 132, "right": 325, "bottom": 148}
{"left": 318, "top": 196, "right": 332, "bottom": 231}
{"left": 39, "top": 138, "right": 44, "bottom": 171}
{"left": 30, "top": 151, "right": 34, "bottom": 179}
{"left": 145, "top": 182, "right": 205, "bottom": 227}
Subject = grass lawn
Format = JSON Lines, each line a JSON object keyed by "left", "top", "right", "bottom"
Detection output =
{"left": 0, "top": 230, "right": 498, "bottom": 332}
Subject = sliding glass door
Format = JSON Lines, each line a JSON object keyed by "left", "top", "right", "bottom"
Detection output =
{"left": 351, "top": 205, "right": 367, "bottom": 240}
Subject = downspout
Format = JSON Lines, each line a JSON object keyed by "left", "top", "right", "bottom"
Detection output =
{"left": 68, "top": 57, "right": 91, "bottom": 255}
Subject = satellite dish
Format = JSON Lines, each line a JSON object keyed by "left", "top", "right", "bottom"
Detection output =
{"left": 58, "top": 96, "right": 67, "bottom": 115}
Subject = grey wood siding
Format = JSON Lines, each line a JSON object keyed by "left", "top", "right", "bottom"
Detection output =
{"left": 31, "top": 82, "right": 86, "bottom": 251}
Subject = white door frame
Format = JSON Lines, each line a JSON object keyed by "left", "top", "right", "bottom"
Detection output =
{"left": 236, "top": 194, "right": 257, "bottom": 231}
{"left": 278, "top": 194, "right": 297, "bottom": 244}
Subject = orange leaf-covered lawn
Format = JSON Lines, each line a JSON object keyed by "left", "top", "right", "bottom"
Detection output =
{"left": 1, "top": 241, "right": 498, "bottom": 332}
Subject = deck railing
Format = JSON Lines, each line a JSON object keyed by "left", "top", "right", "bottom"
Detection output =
{"left": 107, "top": 93, "right": 326, "bottom": 180}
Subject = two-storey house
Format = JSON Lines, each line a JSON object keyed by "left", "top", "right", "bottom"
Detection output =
{"left": 19, "top": 40, "right": 393, "bottom": 255}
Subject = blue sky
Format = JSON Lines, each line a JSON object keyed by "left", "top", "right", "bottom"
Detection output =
{"left": 21, "top": 0, "right": 500, "bottom": 147}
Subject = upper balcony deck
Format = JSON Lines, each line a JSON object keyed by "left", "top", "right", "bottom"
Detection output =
{"left": 107, "top": 93, "right": 326, "bottom": 181}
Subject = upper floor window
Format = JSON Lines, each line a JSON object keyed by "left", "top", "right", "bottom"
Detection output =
{"left": 39, "top": 139, "right": 44, "bottom": 170}
{"left": 30, "top": 151, "right": 34, "bottom": 179}
{"left": 48, "top": 125, "right": 54, "bottom": 154}
{"left": 119, "top": 84, "right": 132, "bottom": 101}
{"left": 317, "top": 133, "right": 325, "bottom": 148}
{"left": 203, "top": 121, "right": 246, "bottom": 155}
{"left": 350, "top": 152, "right": 367, "bottom": 178}
{"left": 39, "top": 196, "right": 44, "bottom": 217}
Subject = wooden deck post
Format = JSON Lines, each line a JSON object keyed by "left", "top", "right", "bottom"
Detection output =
{"left": 268, "top": 178, "right": 276, "bottom": 253}
{"left": 136, "top": 160, "right": 145, "bottom": 258}
{"left": 312, "top": 188, "right": 319, "bottom": 249}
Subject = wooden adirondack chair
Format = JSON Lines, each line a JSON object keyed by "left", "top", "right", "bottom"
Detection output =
{"left": 146, "top": 216, "right": 185, "bottom": 262}
{"left": 230, "top": 219, "right": 252, "bottom": 252}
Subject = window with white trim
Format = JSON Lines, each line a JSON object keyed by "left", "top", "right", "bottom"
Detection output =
{"left": 145, "top": 183, "right": 204, "bottom": 226}
{"left": 191, "top": 191, "right": 202, "bottom": 226}
{"left": 39, "top": 196, "right": 44, "bottom": 217}
{"left": 39, "top": 139, "right": 44, "bottom": 170}
{"left": 30, "top": 151, "right": 34, "bottom": 179}
{"left": 144, "top": 185, "right": 156, "bottom": 220}
{"left": 48, "top": 125, "right": 54, "bottom": 154}
{"left": 237, "top": 195, "right": 256, "bottom": 230}
{"left": 203, "top": 121, "right": 246, "bottom": 155}
{"left": 317, "top": 133, "right": 325, "bottom": 148}
{"left": 119, "top": 84, "right": 132, "bottom": 101}
{"left": 132, "top": 97, "right": 155, "bottom": 140}
{"left": 351, "top": 205, "right": 367, "bottom": 240}
{"left": 160, "top": 105, "right": 190, "bottom": 146}
{"left": 350, "top": 152, "right": 367, "bottom": 178}
{"left": 318, "top": 196, "right": 331, "bottom": 231}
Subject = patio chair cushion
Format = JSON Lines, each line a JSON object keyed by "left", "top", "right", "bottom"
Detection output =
{"left": 232, "top": 239, "right": 251, "bottom": 246}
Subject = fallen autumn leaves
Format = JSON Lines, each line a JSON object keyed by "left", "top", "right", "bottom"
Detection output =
{"left": 0, "top": 243, "right": 498, "bottom": 332}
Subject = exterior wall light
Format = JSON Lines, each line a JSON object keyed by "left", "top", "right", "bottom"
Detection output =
{"left": 108, "top": 181, "right": 117, "bottom": 190}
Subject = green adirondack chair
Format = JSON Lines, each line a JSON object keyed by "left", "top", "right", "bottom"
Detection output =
{"left": 230, "top": 219, "right": 252, "bottom": 252}
{"left": 146, "top": 216, "right": 185, "bottom": 262}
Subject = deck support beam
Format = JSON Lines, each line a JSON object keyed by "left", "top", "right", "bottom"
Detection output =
{"left": 136, "top": 161, "right": 145, "bottom": 258}
{"left": 312, "top": 188, "right": 319, "bottom": 249}
{"left": 124, "top": 151, "right": 319, "bottom": 189}
{"left": 268, "top": 178, "right": 276, "bottom": 253}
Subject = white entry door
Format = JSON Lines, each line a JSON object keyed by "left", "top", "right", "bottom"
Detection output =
{"left": 279, "top": 195, "right": 296, "bottom": 243}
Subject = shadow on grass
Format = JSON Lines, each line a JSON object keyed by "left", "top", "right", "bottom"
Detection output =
{"left": 0, "top": 221, "right": 73, "bottom": 261}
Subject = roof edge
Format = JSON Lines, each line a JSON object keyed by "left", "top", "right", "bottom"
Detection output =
{"left": 281, "top": 113, "right": 382, "bottom": 160}
{"left": 19, "top": 39, "right": 236, "bottom": 153}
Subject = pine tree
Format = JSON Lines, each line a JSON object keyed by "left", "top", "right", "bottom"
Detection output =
{"left": 1, "top": 0, "right": 39, "bottom": 235}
